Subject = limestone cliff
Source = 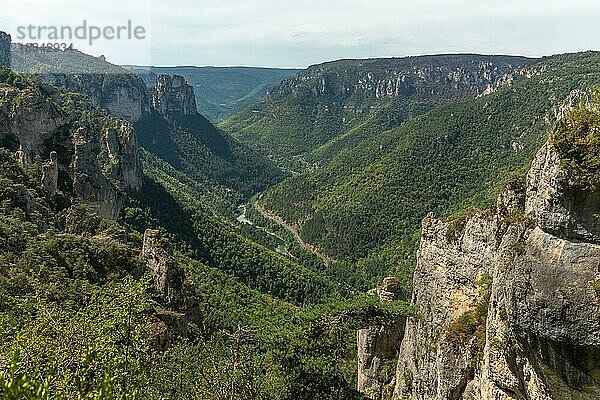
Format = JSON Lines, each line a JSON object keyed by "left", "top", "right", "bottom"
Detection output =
{"left": 71, "top": 119, "right": 142, "bottom": 219}
{"left": 141, "top": 229, "right": 185, "bottom": 308}
{"left": 0, "top": 83, "right": 68, "bottom": 164}
{"left": 141, "top": 229, "right": 199, "bottom": 349}
{"left": 41, "top": 73, "right": 151, "bottom": 122}
{"left": 0, "top": 74, "right": 142, "bottom": 219}
{"left": 358, "top": 277, "right": 407, "bottom": 399}
{"left": 9, "top": 39, "right": 150, "bottom": 122}
{"left": 270, "top": 55, "right": 535, "bottom": 105}
{"left": 387, "top": 138, "right": 600, "bottom": 399}
{"left": 41, "top": 151, "right": 59, "bottom": 196}
{"left": 151, "top": 75, "right": 198, "bottom": 116}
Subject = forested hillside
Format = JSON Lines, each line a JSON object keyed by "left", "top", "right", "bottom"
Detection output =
{"left": 0, "top": 135, "right": 401, "bottom": 399}
{"left": 13, "top": 45, "right": 288, "bottom": 213}
{"left": 0, "top": 59, "right": 412, "bottom": 399}
{"left": 221, "top": 54, "right": 535, "bottom": 170}
{"left": 134, "top": 98, "right": 287, "bottom": 212}
{"left": 256, "top": 52, "right": 600, "bottom": 276}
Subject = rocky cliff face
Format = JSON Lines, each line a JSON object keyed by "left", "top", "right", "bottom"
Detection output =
{"left": 9, "top": 39, "right": 150, "bottom": 122}
{"left": 71, "top": 119, "right": 142, "bottom": 219}
{"left": 223, "top": 54, "right": 539, "bottom": 164}
{"left": 42, "top": 73, "right": 151, "bottom": 122}
{"left": 141, "top": 229, "right": 198, "bottom": 349}
{"left": 526, "top": 141, "right": 600, "bottom": 244}
{"left": 385, "top": 138, "right": 600, "bottom": 399}
{"left": 270, "top": 55, "right": 535, "bottom": 105}
{"left": 0, "top": 83, "right": 68, "bottom": 164}
{"left": 0, "top": 75, "right": 142, "bottom": 219}
{"left": 141, "top": 229, "right": 185, "bottom": 308}
{"left": 358, "top": 277, "right": 407, "bottom": 399}
{"left": 151, "top": 75, "right": 198, "bottom": 116}
{"left": 10, "top": 41, "right": 205, "bottom": 124}
{"left": 41, "top": 151, "right": 59, "bottom": 196}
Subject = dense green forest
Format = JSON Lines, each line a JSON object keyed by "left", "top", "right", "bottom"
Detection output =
{"left": 134, "top": 108, "right": 287, "bottom": 212}
{"left": 0, "top": 147, "right": 412, "bottom": 399}
{"left": 254, "top": 51, "right": 600, "bottom": 275}
{"left": 0, "top": 68, "right": 413, "bottom": 398}
{"left": 220, "top": 54, "right": 534, "bottom": 170}
{"left": 123, "top": 172, "right": 339, "bottom": 305}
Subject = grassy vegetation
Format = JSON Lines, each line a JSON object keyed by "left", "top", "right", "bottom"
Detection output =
{"left": 445, "top": 273, "right": 492, "bottom": 360}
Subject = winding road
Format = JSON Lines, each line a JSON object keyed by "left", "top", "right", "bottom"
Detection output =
{"left": 253, "top": 201, "right": 336, "bottom": 265}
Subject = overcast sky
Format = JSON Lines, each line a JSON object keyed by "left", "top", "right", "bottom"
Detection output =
{"left": 2, "top": 0, "right": 600, "bottom": 68}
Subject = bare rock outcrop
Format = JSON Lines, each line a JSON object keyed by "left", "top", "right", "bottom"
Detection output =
{"left": 72, "top": 126, "right": 120, "bottom": 220}
{"left": 70, "top": 119, "right": 142, "bottom": 219}
{"left": 100, "top": 121, "right": 143, "bottom": 191}
{"left": 358, "top": 277, "right": 407, "bottom": 399}
{"left": 1, "top": 76, "right": 143, "bottom": 219}
{"left": 141, "top": 229, "right": 203, "bottom": 349}
{"left": 391, "top": 139, "right": 600, "bottom": 399}
{"left": 10, "top": 41, "right": 151, "bottom": 123}
{"left": 271, "top": 55, "right": 534, "bottom": 105}
{"left": 0, "top": 84, "right": 68, "bottom": 164}
{"left": 0, "top": 31, "right": 10, "bottom": 68}
{"left": 151, "top": 75, "right": 198, "bottom": 116}
{"left": 526, "top": 141, "right": 600, "bottom": 243}
{"left": 141, "top": 229, "right": 185, "bottom": 308}
{"left": 41, "top": 73, "right": 151, "bottom": 122}
{"left": 41, "top": 151, "right": 59, "bottom": 196}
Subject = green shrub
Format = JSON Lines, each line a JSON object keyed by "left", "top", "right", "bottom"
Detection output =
{"left": 446, "top": 273, "right": 492, "bottom": 361}
{"left": 554, "top": 94, "right": 600, "bottom": 191}
{"left": 446, "top": 311, "right": 479, "bottom": 342}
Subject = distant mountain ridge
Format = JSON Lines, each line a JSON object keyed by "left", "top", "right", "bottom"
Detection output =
{"left": 221, "top": 54, "right": 537, "bottom": 169}
{"left": 256, "top": 51, "right": 600, "bottom": 273}
{"left": 123, "top": 65, "right": 300, "bottom": 122}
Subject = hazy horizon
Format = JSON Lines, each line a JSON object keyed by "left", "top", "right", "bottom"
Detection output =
{"left": 2, "top": 0, "right": 599, "bottom": 68}
{"left": 126, "top": 53, "right": 548, "bottom": 70}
